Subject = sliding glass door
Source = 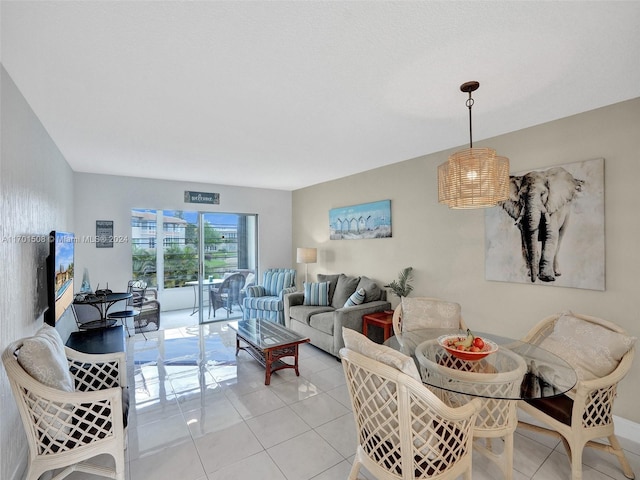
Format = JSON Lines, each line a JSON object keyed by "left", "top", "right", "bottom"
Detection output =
{"left": 131, "top": 209, "right": 257, "bottom": 324}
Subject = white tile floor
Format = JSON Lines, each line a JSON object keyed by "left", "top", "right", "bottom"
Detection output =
{"left": 67, "top": 315, "right": 640, "bottom": 480}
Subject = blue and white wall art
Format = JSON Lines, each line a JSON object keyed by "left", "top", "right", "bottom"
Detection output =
{"left": 330, "top": 200, "right": 392, "bottom": 240}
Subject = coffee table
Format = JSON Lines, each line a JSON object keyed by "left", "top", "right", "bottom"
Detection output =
{"left": 229, "top": 319, "right": 310, "bottom": 385}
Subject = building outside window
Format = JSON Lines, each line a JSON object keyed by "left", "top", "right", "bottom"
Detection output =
{"left": 131, "top": 209, "right": 257, "bottom": 290}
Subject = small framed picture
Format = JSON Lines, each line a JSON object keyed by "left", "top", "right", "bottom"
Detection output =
{"left": 96, "top": 220, "right": 114, "bottom": 248}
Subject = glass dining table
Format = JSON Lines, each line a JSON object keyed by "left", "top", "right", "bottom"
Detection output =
{"left": 384, "top": 328, "right": 577, "bottom": 400}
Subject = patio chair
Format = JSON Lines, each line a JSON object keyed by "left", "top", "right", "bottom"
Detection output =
{"left": 209, "top": 272, "right": 245, "bottom": 318}
{"left": 242, "top": 268, "right": 296, "bottom": 324}
{"left": 108, "top": 280, "right": 160, "bottom": 337}
{"left": 131, "top": 282, "right": 161, "bottom": 333}
{"left": 107, "top": 280, "right": 144, "bottom": 337}
{"left": 2, "top": 324, "right": 128, "bottom": 480}
{"left": 340, "top": 328, "right": 481, "bottom": 480}
{"left": 517, "top": 312, "right": 636, "bottom": 480}
{"left": 72, "top": 302, "right": 116, "bottom": 330}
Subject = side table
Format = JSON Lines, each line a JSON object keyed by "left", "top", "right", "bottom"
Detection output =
{"left": 66, "top": 325, "right": 126, "bottom": 354}
{"left": 362, "top": 311, "right": 394, "bottom": 342}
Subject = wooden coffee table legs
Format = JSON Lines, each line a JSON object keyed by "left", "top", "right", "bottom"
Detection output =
{"left": 235, "top": 335, "right": 307, "bottom": 385}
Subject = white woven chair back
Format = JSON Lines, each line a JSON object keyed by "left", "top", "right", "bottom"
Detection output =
{"left": 340, "top": 347, "right": 479, "bottom": 480}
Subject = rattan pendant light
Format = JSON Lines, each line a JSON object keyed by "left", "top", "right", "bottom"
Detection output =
{"left": 438, "top": 81, "right": 510, "bottom": 209}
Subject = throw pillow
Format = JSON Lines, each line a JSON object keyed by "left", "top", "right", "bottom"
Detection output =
{"left": 331, "top": 274, "right": 360, "bottom": 309}
{"left": 356, "top": 276, "right": 382, "bottom": 302}
{"left": 538, "top": 312, "right": 637, "bottom": 381}
{"left": 342, "top": 327, "right": 421, "bottom": 381}
{"left": 17, "top": 324, "right": 75, "bottom": 392}
{"left": 344, "top": 288, "right": 366, "bottom": 308}
{"left": 303, "top": 281, "right": 330, "bottom": 306}
{"left": 400, "top": 297, "right": 461, "bottom": 332}
{"left": 17, "top": 324, "right": 75, "bottom": 441}
{"left": 317, "top": 273, "right": 341, "bottom": 305}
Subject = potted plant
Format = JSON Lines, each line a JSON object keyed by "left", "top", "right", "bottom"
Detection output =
{"left": 385, "top": 266, "right": 414, "bottom": 298}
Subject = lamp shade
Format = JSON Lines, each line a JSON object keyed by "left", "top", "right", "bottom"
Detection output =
{"left": 296, "top": 247, "right": 317, "bottom": 264}
{"left": 437, "top": 81, "right": 510, "bottom": 209}
{"left": 438, "top": 147, "right": 509, "bottom": 209}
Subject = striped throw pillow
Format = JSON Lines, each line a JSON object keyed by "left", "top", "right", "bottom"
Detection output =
{"left": 303, "top": 281, "right": 330, "bottom": 306}
{"left": 344, "top": 288, "right": 366, "bottom": 308}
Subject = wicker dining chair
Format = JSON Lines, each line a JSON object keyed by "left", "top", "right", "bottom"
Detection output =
{"left": 518, "top": 312, "right": 636, "bottom": 480}
{"left": 392, "top": 297, "right": 468, "bottom": 338}
{"left": 415, "top": 340, "right": 527, "bottom": 480}
{"left": 2, "top": 325, "right": 128, "bottom": 480}
{"left": 340, "top": 328, "right": 481, "bottom": 480}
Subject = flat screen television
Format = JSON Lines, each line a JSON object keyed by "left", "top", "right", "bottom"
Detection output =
{"left": 45, "top": 231, "right": 75, "bottom": 326}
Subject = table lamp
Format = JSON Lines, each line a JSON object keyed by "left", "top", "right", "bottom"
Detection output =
{"left": 296, "top": 247, "right": 317, "bottom": 284}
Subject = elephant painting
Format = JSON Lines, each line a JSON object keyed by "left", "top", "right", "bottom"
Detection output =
{"left": 499, "top": 167, "right": 585, "bottom": 283}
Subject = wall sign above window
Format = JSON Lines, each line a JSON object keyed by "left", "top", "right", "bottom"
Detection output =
{"left": 184, "top": 191, "right": 220, "bottom": 205}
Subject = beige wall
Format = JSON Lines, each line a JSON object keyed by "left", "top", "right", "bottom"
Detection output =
{"left": 292, "top": 98, "right": 640, "bottom": 423}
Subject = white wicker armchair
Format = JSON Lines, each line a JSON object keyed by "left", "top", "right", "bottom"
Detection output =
{"left": 392, "top": 297, "right": 467, "bottom": 338}
{"left": 340, "top": 346, "right": 481, "bottom": 480}
{"left": 518, "top": 312, "right": 636, "bottom": 480}
{"left": 3, "top": 332, "right": 128, "bottom": 480}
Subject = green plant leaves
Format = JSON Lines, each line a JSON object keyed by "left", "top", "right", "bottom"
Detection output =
{"left": 384, "top": 266, "right": 414, "bottom": 297}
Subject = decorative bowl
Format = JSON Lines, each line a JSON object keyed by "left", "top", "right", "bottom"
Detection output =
{"left": 437, "top": 334, "right": 499, "bottom": 361}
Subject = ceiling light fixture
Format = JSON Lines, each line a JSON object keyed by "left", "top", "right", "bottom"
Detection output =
{"left": 438, "top": 81, "right": 510, "bottom": 209}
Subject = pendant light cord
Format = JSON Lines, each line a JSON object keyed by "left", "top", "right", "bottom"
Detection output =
{"left": 466, "top": 94, "right": 474, "bottom": 148}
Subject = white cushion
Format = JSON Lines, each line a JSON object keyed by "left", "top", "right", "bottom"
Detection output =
{"left": 342, "top": 327, "right": 421, "bottom": 381}
{"left": 17, "top": 324, "right": 75, "bottom": 441}
{"left": 17, "top": 324, "right": 74, "bottom": 392}
{"left": 400, "top": 297, "right": 461, "bottom": 331}
{"left": 539, "top": 313, "right": 637, "bottom": 381}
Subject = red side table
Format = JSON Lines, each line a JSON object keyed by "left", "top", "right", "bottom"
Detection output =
{"left": 362, "top": 311, "right": 394, "bottom": 342}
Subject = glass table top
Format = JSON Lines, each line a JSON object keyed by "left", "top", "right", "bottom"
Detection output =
{"left": 228, "top": 319, "right": 309, "bottom": 350}
{"left": 385, "top": 328, "right": 577, "bottom": 400}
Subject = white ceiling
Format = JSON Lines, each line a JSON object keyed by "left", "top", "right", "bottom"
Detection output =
{"left": 2, "top": 1, "right": 640, "bottom": 191}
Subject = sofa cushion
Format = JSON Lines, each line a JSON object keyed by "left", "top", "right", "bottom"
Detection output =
{"left": 356, "top": 276, "right": 382, "bottom": 302}
{"left": 331, "top": 274, "right": 360, "bottom": 309}
{"left": 317, "top": 273, "right": 341, "bottom": 304}
{"left": 539, "top": 312, "right": 636, "bottom": 381}
{"left": 344, "top": 288, "right": 366, "bottom": 308}
{"left": 289, "top": 305, "right": 335, "bottom": 325}
{"left": 342, "top": 327, "right": 421, "bottom": 381}
{"left": 303, "top": 281, "right": 330, "bottom": 306}
{"left": 309, "top": 311, "right": 336, "bottom": 335}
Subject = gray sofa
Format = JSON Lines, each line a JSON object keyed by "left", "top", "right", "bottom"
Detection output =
{"left": 284, "top": 273, "right": 391, "bottom": 357}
